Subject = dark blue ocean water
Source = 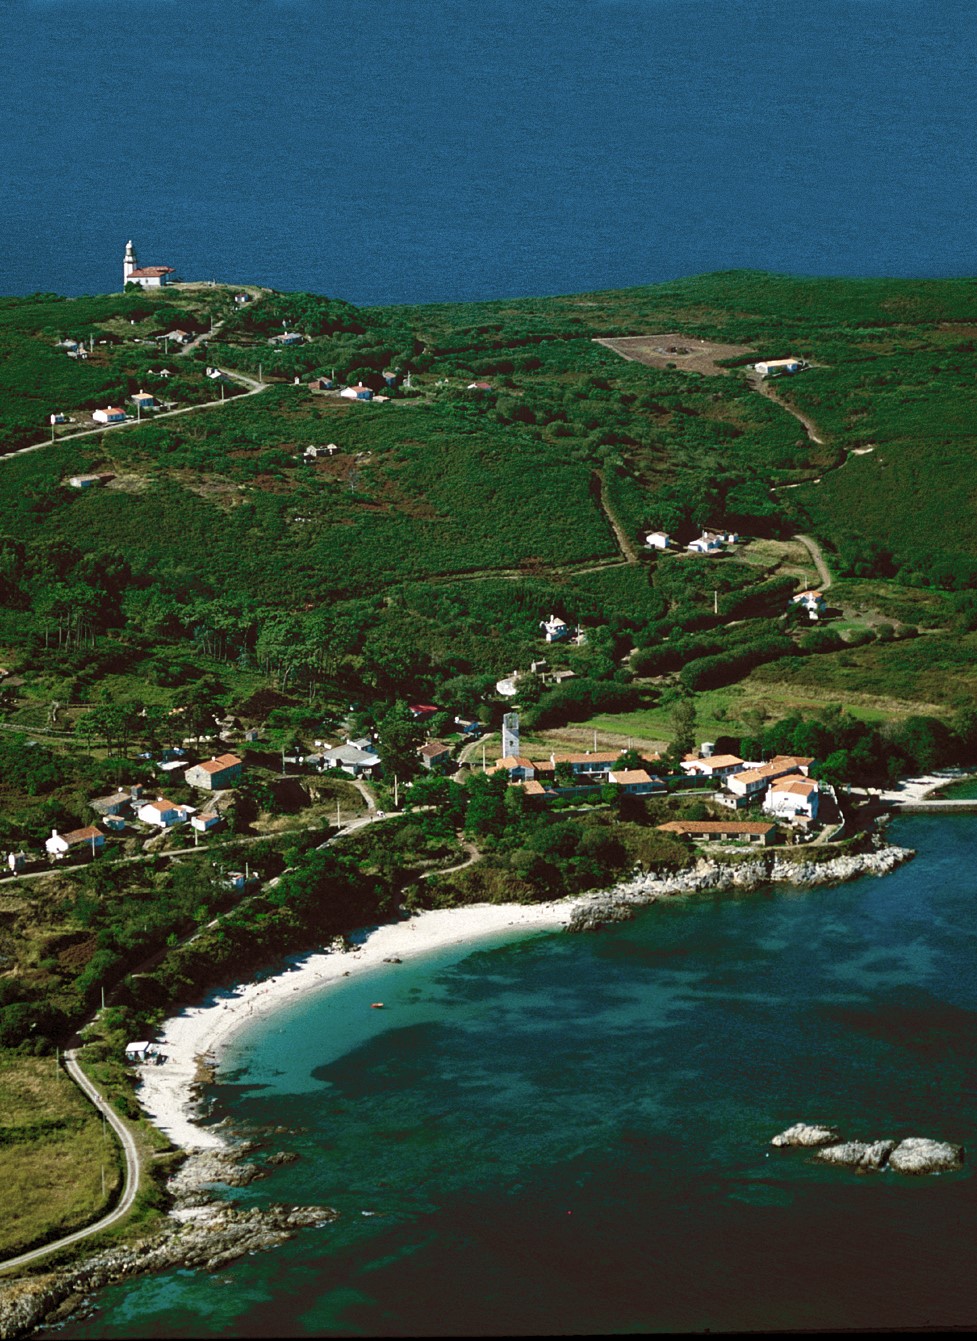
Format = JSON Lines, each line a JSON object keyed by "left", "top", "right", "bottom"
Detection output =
{"left": 56, "top": 816, "right": 977, "bottom": 1337}
{"left": 3, "top": 0, "right": 977, "bottom": 305}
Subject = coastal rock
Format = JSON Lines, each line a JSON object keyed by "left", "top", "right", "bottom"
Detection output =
{"left": 815, "top": 1139, "right": 896, "bottom": 1170}
{"left": 265, "top": 1150, "right": 300, "bottom": 1166}
{"left": 0, "top": 1203, "right": 339, "bottom": 1340}
{"left": 887, "top": 1138, "right": 964, "bottom": 1174}
{"left": 771, "top": 1123, "right": 840, "bottom": 1148}
{"left": 167, "top": 1147, "right": 265, "bottom": 1196}
{"left": 565, "top": 897, "right": 636, "bottom": 933}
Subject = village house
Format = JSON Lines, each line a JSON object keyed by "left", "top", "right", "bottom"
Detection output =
{"left": 340, "top": 383, "right": 374, "bottom": 401}
{"left": 467, "top": 381, "right": 493, "bottom": 392}
{"left": 137, "top": 797, "right": 193, "bottom": 827}
{"left": 540, "top": 614, "right": 572, "bottom": 643}
{"left": 162, "top": 330, "right": 192, "bottom": 346}
{"left": 92, "top": 407, "right": 127, "bottom": 425}
{"left": 409, "top": 704, "right": 439, "bottom": 723}
{"left": 269, "top": 331, "right": 305, "bottom": 346}
{"left": 755, "top": 357, "right": 800, "bottom": 378}
{"left": 682, "top": 753, "right": 745, "bottom": 781}
{"left": 645, "top": 531, "right": 673, "bottom": 550}
{"left": 418, "top": 741, "right": 453, "bottom": 772}
{"left": 68, "top": 474, "right": 107, "bottom": 489}
{"left": 130, "top": 390, "right": 157, "bottom": 410}
{"left": 790, "top": 590, "right": 827, "bottom": 620}
{"left": 763, "top": 775, "right": 820, "bottom": 823}
{"left": 233, "top": 292, "right": 251, "bottom": 305}
{"left": 308, "top": 377, "right": 335, "bottom": 390}
{"left": 318, "top": 744, "right": 380, "bottom": 777}
{"left": 45, "top": 826, "right": 105, "bottom": 859}
{"left": 50, "top": 412, "right": 68, "bottom": 425}
{"left": 725, "top": 755, "right": 814, "bottom": 799}
{"left": 495, "top": 755, "right": 538, "bottom": 782}
{"left": 7, "top": 851, "right": 26, "bottom": 873}
{"left": 191, "top": 808, "right": 223, "bottom": 833}
{"left": 304, "top": 443, "right": 339, "bottom": 459}
{"left": 123, "top": 240, "right": 174, "bottom": 289}
{"left": 90, "top": 786, "right": 143, "bottom": 817}
{"left": 561, "top": 751, "right": 624, "bottom": 779}
{"left": 184, "top": 754, "right": 243, "bottom": 790}
{"left": 687, "top": 533, "right": 724, "bottom": 555}
{"left": 657, "top": 819, "right": 777, "bottom": 846}
{"left": 607, "top": 769, "right": 663, "bottom": 794}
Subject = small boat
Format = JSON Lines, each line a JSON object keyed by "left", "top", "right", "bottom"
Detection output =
{"left": 371, "top": 1002, "right": 384, "bottom": 1009}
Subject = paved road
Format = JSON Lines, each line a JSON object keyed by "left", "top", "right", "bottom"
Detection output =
{"left": 0, "top": 366, "right": 267, "bottom": 464}
{"left": 0, "top": 1051, "right": 140, "bottom": 1275}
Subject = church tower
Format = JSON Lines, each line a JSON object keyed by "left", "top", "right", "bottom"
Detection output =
{"left": 123, "top": 239, "right": 137, "bottom": 287}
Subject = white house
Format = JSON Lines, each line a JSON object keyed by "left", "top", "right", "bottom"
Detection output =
{"left": 318, "top": 745, "right": 380, "bottom": 777}
{"left": 131, "top": 390, "right": 157, "bottom": 410}
{"left": 123, "top": 240, "right": 174, "bottom": 289}
{"left": 644, "top": 531, "right": 673, "bottom": 551}
{"left": 763, "top": 775, "right": 820, "bottom": 822}
{"left": 68, "top": 474, "right": 105, "bottom": 489}
{"left": 45, "top": 826, "right": 105, "bottom": 859}
{"left": 137, "top": 797, "right": 192, "bottom": 827}
{"left": 50, "top": 413, "right": 68, "bottom": 425}
{"left": 540, "top": 614, "right": 572, "bottom": 643}
{"left": 726, "top": 755, "right": 815, "bottom": 799}
{"left": 191, "top": 809, "right": 223, "bottom": 833}
{"left": 687, "top": 533, "right": 724, "bottom": 554}
{"left": 790, "top": 590, "right": 826, "bottom": 620}
{"left": 340, "top": 383, "right": 374, "bottom": 401}
{"left": 682, "top": 753, "right": 745, "bottom": 781}
{"left": 755, "top": 357, "right": 800, "bottom": 378}
{"left": 92, "top": 407, "right": 127, "bottom": 425}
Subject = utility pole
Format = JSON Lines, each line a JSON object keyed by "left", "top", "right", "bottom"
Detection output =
{"left": 336, "top": 798, "right": 341, "bottom": 828}
{"left": 259, "top": 362, "right": 263, "bottom": 385}
{"left": 714, "top": 589, "right": 719, "bottom": 615}
{"left": 593, "top": 729, "right": 598, "bottom": 751}
{"left": 482, "top": 743, "right": 486, "bottom": 772}
{"left": 393, "top": 774, "right": 399, "bottom": 810}
{"left": 221, "top": 381, "right": 225, "bottom": 402}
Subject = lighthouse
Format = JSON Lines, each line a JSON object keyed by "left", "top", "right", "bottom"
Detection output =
{"left": 121, "top": 239, "right": 175, "bottom": 290}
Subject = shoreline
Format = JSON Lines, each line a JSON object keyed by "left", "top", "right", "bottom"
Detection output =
{"left": 133, "top": 842, "right": 915, "bottom": 1153}
{"left": 135, "top": 899, "right": 577, "bottom": 1151}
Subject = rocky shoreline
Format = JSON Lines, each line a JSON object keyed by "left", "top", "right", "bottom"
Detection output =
{"left": 565, "top": 842, "right": 913, "bottom": 932}
{"left": 0, "top": 1145, "right": 336, "bottom": 1341}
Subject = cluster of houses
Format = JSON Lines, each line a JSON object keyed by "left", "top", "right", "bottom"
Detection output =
{"left": 682, "top": 747, "right": 821, "bottom": 825}
{"left": 644, "top": 528, "right": 740, "bottom": 555}
{"left": 39, "top": 753, "right": 244, "bottom": 864}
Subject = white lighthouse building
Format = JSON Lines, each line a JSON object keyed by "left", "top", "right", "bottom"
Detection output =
{"left": 123, "top": 240, "right": 174, "bottom": 290}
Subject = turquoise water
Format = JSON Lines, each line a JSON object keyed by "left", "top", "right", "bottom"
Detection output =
{"left": 56, "top": 816, "right": 977, "bottom": 1336}
{"left": 4, "top": 1, "right": 977, "bottom": 301}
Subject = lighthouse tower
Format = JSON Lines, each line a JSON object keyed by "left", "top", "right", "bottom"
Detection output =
{"left": 123, "top": 240, "right": 138, "bottom": 287}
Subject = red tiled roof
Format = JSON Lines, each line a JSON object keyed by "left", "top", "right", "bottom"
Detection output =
{"left": 192, "top": 754, "right": 242, "bottom": 774}
{"left": 64, "top": 825, "right": 103, "bottom": 845}
{"left": 128, "top": 266, "right": 174, "bottom": 277}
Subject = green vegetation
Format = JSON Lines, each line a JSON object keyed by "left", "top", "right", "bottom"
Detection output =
{"left": 3, "top": 269, "right": 977, "bottom": 1254}
{"left": 0, "top": 1054, "right": 122, "bottom": 1257}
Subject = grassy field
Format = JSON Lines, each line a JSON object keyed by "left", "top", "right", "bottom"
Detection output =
{"left": 0, "top": 1054, "right": 122, "bottom": 1257}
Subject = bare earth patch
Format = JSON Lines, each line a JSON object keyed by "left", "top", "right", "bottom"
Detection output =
{"left": 594, "top": 333, "right": 756, "bottom": 376}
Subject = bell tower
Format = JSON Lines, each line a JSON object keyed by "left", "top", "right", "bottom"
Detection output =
{"left": 123, "top": 239, "right": 137, "bottom": 287}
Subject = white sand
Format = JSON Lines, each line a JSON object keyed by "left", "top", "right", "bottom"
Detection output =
{"left": 135, "top": 900, "right": 574, "bottom": 1151}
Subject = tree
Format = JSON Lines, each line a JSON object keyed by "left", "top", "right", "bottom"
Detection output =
{"left": 377, "top": 703, "right": 426, "bottom": 784}
{"left": 667, "top": 696, "right": 697, "bottom": 765}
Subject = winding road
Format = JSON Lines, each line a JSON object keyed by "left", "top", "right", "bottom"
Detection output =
{"left": 0, "top": 1051, "right": 140, "bottom": 1275}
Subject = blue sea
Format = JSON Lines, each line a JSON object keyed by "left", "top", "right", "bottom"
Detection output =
{"left": 55, "top": 816, "right": 977, "bottom": 1336}
{"left": 3, "top": 0, "right": 977, "bottom": 305}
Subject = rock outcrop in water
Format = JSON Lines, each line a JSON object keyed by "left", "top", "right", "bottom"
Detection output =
{"left": 0, "top": 1146, "right": 337, "bottom": 1340}
{"left": 771, "top": 1125, "right": 964, "bottom": 1175}
{"left": 564, "top": 845, "right": 914, "bottom": 931}
{"left": 887, "top": 1138, "right": 965, "bottom": 1174}
{"left": 771, "top": 1123, "right": 840, "bottom": 1148}
{"left": 816, "top": 1139, "right": 896, "bottom": 1170}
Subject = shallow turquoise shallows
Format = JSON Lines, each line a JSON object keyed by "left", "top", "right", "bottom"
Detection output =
{"left": 58, "top": 815, "right": 977, "bottom": 1337}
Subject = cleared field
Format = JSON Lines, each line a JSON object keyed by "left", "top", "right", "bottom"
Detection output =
{"left": 593, "top": 333, "right": 756, "bottom": 376}
{"left": 0, "top": 1054, "right": 122, "bottom": 1257}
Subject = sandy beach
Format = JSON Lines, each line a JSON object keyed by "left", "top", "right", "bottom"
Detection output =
{"left": 135, "top": 899, "right": 575, "bottom": 1151}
